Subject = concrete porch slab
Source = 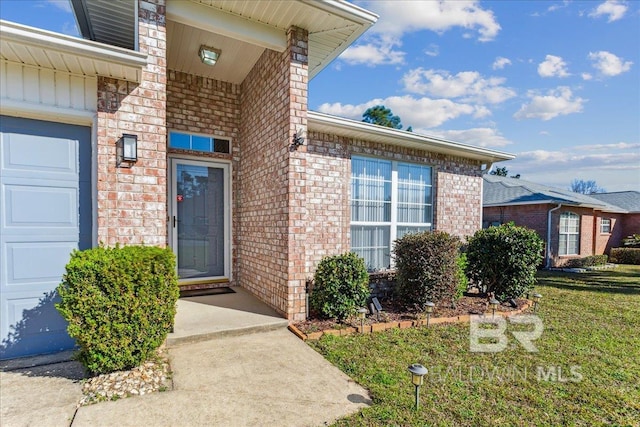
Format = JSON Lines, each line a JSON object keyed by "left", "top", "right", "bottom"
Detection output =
{"left": 167, "top": 286, "right": 289, "bottom": 347}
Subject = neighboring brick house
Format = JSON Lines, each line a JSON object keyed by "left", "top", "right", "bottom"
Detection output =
{"left": 590, "top": 191, "right": 640, "bottom": 242}
{"left": 0, "top": 0, "right": 513, "bottom": 359}
{"left": 483, "top": 175, "right": 636, "bottom": 268}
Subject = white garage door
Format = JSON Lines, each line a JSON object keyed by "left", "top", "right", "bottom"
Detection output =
{"left": 0, "top": 116, "right": 91, "bottom": 360}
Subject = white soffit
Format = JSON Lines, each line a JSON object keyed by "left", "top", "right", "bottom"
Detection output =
{"left": 308, "top": 111, "right": 516, "bottom": 163}
{"left": 0, "top": 20, "right": 147, "bottom": 82}
{"left": 174, "top": 0, "right": 378, "bottom": 80}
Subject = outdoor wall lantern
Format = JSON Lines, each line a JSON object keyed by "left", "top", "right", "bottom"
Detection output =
{"left": 199, "top": 45, "right": 221, "bottom": 66}
{"left": 408, "top": 363, "right": 428, "bottom": 410}
{"left": 424, "top": 301, "right": 435, "bottom": 326}
{"left": 116, "top": 134, "right": 137, "bottom": 168}
{"left": 291, "top": 131, "right": 305, "bottom": 149}
{"left": 532, "top": 293, "right": 542, "bottom": 312}
{"left": 489, "top": 298, "right": 499, "bottom": 318}
{"left": 357, "top": 307, "right": 367, "bottom": 333}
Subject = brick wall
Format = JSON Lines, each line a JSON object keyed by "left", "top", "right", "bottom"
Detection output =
{"left": 96, "top": 0, "right": 167, "bottom": 246}
{"left": 238, "top": 27, "right": 308, "bottom": 320}
{"left": 621, "top": 213, "right": 640, "bottom": 241}
{"left": 595, "top": 213, "right": 625, "bottom": 255}
{"left": 304, "top": 131, "right": 483, "bottom": 277}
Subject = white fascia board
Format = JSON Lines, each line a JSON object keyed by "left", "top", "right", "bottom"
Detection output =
{"left": 304, "top": 0, "right": 378, "bottom": 79}
{"left": 0, "top": 99, "right": 95, "bottom": 126}
{"left": 0, "top": 20, "right": 147, "bottom": 73}
{"left": 308, "top": 111, "right": 516, "bottom": 163}
{"left": 302, "top": 0, "right": 379, "bottom": 25}
{"left": 166, "top": 1, "right": 287, "bottom": 52}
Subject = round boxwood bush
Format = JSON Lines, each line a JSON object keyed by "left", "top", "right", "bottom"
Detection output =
{"left": 56, "top": 245, "right": 179, "bottom": 375}
{"left": 394, "top": 231, "right": 461, "bottom": 309}
{"left": 310, "top": 252, "right": 370, "bottom": 321}
{"left": 466, "top": 223, "right": 544, "bottom": 300}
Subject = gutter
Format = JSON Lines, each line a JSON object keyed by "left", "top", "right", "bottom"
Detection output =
{"left": 545, "top": 204, "right": 562, "bottom": 268}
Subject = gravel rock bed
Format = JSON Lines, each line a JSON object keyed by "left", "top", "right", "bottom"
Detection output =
{"left": 79, "top": 353, "right": 172, "bottom": 406}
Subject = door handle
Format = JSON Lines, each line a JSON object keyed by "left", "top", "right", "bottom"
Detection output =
{"left": 173, "top": 216, "right": 177, "bottom": 228}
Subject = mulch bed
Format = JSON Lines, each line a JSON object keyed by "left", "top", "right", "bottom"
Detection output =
{"left": 294, "top": 291, "right": 529, "bottom": 335}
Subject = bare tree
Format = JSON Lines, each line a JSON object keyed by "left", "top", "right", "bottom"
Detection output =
{"left": 570, "top": 179, "right": 605, "bottom": 194}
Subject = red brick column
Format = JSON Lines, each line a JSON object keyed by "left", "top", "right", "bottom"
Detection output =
{"left": 96, "top": 0, "right": 167, "bottom": 246}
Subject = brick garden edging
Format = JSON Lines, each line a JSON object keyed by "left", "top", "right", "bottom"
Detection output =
{"left": 289, "top": 300, "right": 533, "bottom": 341}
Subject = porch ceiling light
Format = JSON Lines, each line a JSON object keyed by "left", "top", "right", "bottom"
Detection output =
{"left": 199, "top": 45, "right": 220, "bottom": 66}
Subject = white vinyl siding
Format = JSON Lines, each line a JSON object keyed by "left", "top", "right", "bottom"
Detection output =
{"left": 350, "top": 156, "right": 432, "bottom": 270}
{"left": 559, "top": 212, "right": 580, "bottom": 256}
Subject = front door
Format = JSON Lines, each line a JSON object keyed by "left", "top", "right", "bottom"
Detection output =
{"left": 169, "top": 158, "right": 230, "bottom": 283}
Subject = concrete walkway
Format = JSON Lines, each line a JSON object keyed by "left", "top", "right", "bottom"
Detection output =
{"left": 0, "top": 288, "right": 371, "bottom": 427}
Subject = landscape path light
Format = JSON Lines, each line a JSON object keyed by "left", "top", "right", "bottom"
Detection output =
{"left": 532, "top": 293, "right": 542, "bottom": 312}
{"left": 357, "top": 308, "right": 367, "bottom": 333}
{"left": 489, "top": 298, "right": 499, "bottom": 318}
{"left": 424, "top": 301, "right": 435, "bottom": 326}
{"left": 408, "top": 363, "right": 428, "bottom": 410}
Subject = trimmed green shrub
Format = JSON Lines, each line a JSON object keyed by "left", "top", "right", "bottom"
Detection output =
{"left": 564, "top": 255, "right": 608, "bottom": 268}
{"left": 456, "top": 253, "right": 469, "bottom": 300}
{"left": 310, "top": 252, "right": 370, "bottom": 320}
{"left": 466, "top": 223, "right": 544, "bottom": 300}
{"left": 394, "top": 231, "right": 461, "bottom": 308}
{"left": 622, "top": 234, "right": 640, "bottom": 248}
{"left": 610, "top": 248, "right": 640, "bottom": 265}
{"left": 56, "top": 245, "right": 179, "bottom": 375}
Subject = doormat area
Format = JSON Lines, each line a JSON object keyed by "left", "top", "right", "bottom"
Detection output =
{"left": 179, "top": 287, "right": 235, "bottom": 298}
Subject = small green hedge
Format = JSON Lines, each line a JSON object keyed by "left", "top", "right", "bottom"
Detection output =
{"left": 310, "top": 253, "right": 370, "bottom": 321}
{"left": 394, "top": 231, "right": 461, "bottom": 308}
{"left": 564, "top": 255, "right": 608, "bottom": 268}
{"left": 610, "top": 248, "right": 640, "bottom": 265}
{"left": 56, "top": 245, "right": 179, "bottom": 375}
{"left": 466, "top": 223, "right": 544, "bottom": 300}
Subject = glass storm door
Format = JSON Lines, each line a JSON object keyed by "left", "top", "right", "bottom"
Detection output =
{"left": 170, "top": 159, "right": 230, "bottom": 281}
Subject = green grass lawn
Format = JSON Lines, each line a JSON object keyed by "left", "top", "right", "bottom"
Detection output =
{"left": 311, "top": 265, "right": 640, "bottom": 426}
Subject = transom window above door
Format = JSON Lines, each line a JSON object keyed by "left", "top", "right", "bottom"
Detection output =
{"left": 169, "top": 131, "right": 230, "bottom": 154}
{"left": 350, "top": 156, "right": 433, "bottom": 271}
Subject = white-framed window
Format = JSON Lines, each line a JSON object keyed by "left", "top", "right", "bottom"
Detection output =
{"left": 559, "top": 212, "right": 580, "bottom": 256}
{"left": 600, "top": 217, "right": 611, "bottom": 234}
{"left": 169, "top": 131, "right": 230, "bottom": 154}
{"left": 350, "top": 156, "right": 433, "bottom": 270}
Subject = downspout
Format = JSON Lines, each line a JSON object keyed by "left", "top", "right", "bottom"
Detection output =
{"left": 546, "top": 204, "right": 562, "bottom": 268}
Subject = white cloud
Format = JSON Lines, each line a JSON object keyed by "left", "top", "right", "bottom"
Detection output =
{"left": 317, "top": 95, "right": 480, "bottom": 128}
{"left": 340, "top": 36, "right": 405, "bottom": 66}
{"left": 514, "top": 87, "right": 586, "bottom": 121}
{"left": 401, "top": 68, "right": 516, "bottom": 104}
{"left": 363, "top": 0, "right": 501, "bottom": 42}
{"left": 589, "top": 0, "right": 628, "bottom": 22}
{"left": 46, "top": 0, "right": 72, "bottom": 13}
{"left": 588, "top": 51, "right": 633, "bottom": 76}
{"left": 420, "top": 127, "right": 513, "bottom": 148}
{"left": 492, "top": 57, "right": 512, "bottom": 70}
{"left": 581, "top": 73, "right": 593, "bottom": 81}
{"left": 494, "top": 142, "right": 640, "bottom": 191}
{"left": 547, "top": 1, "right": 570, "bottom": 13}
{"left": 424, "top": 44, "right": 439, "bottom": 57}
{"left": 574, "top": 142, "right": 640, "bottom": 151}
{"left": 538, "top": 55, "right": 571, "bottom": 78}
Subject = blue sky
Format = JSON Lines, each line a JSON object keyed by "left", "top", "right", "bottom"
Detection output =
{"left": 2, "top": 0, "right": 638, "bottom": 192}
